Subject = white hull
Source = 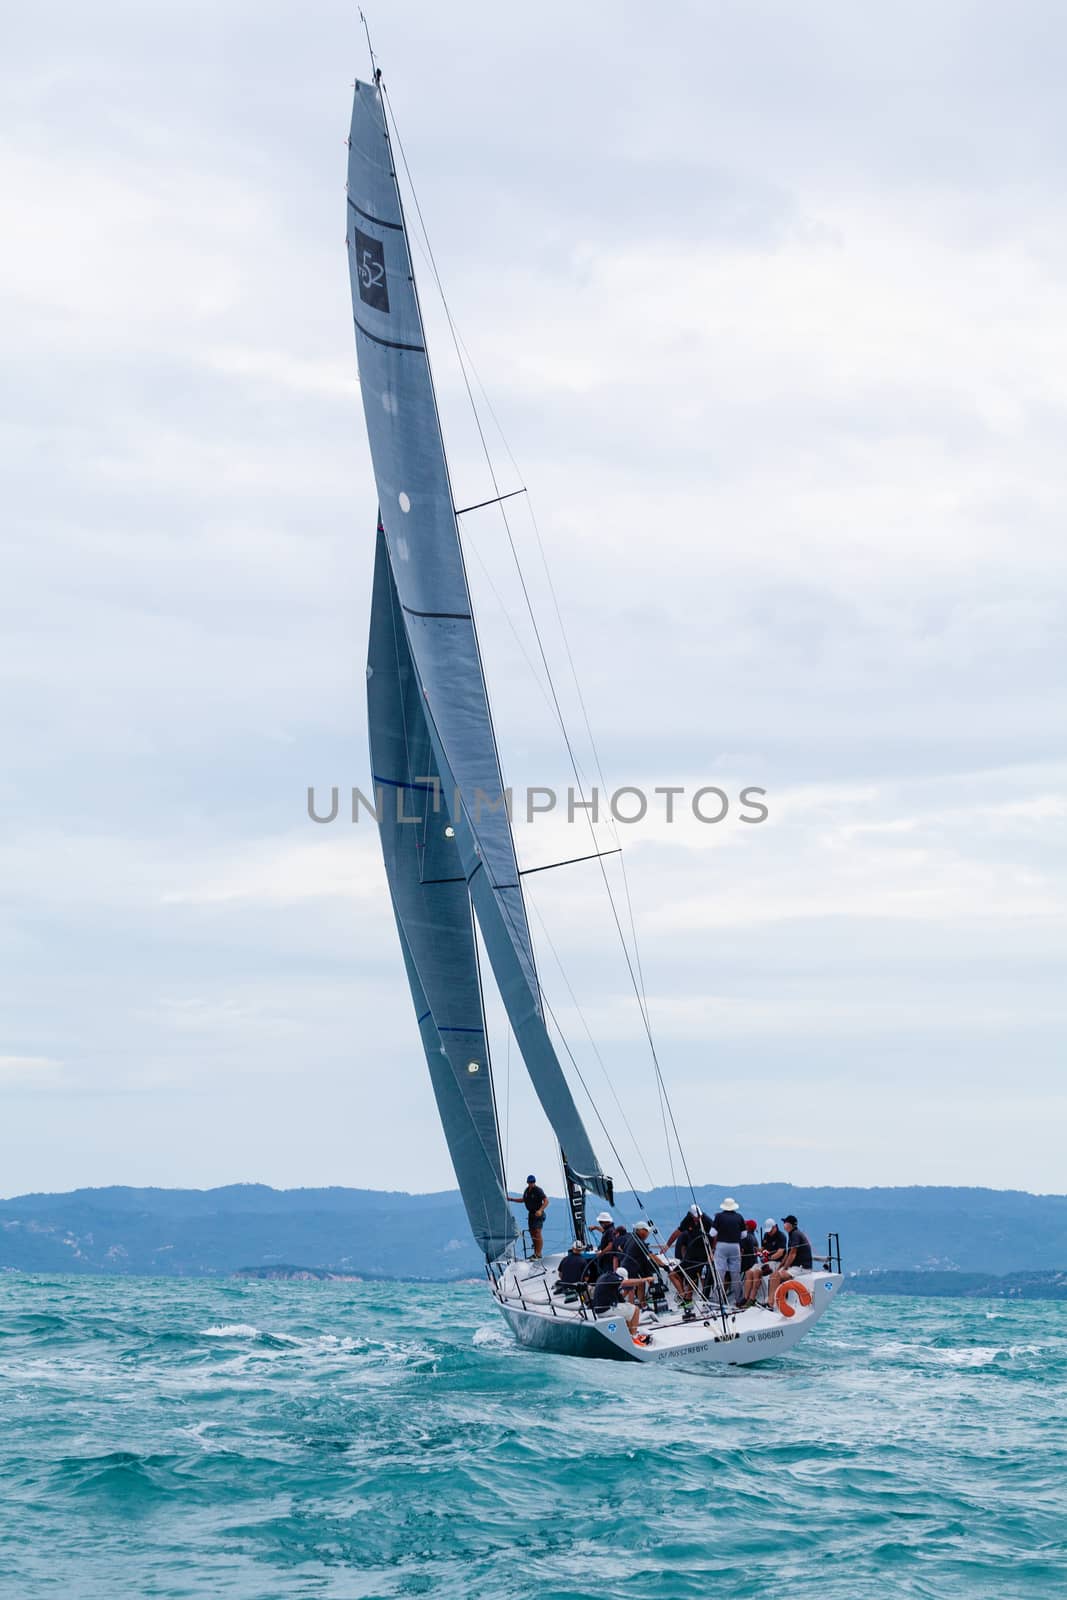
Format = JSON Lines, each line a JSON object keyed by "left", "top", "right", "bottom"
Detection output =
{"left": 492, "top": 1255, "right": 842, "bottom": 1368}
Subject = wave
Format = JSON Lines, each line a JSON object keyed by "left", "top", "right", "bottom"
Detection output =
{"left": 472, "top": 1323, "right": 512, "bottom": 1349}
{"left": 3, "top": 1278, "right": 1065, "bottom": 1600}
{"left": 198, "top": 1323, "right": 304, "bottom": 1350}
{"left": 871, "top": 1337, "right": 1051, "bottom": 1368}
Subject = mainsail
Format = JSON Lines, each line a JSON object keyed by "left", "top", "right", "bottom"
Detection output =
{"left": 349, "top": 75, "right": 613, "bottom": 1249}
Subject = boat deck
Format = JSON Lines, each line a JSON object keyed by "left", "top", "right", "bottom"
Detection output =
{"left": 490, "top": 1253, "right": 842, "bottom": 1366}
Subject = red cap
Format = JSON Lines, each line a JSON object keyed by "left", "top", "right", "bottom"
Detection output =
{"left": 745, "top": 1219, "right": 758, "bottom": 1230}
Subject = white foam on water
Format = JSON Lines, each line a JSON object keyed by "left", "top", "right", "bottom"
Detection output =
{"left": 936, "top": 1345, "right": 1005, "bottom": 1367}
{"left": 181, "top": 1420, "right": 231, "bottom": 1453}
{"left": 472, "top": 1324, "right": 511, "bottom": 1349}
{"left": 199, "top": 1324, "right": 261, "bottom": 1339}
{"left": 871, "top": 1339, "right": 1039, "bottom": 1369}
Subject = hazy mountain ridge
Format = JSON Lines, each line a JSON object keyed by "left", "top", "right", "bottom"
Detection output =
{"left": 2, "top": 1183, "right": 1063, "bottom": 1281}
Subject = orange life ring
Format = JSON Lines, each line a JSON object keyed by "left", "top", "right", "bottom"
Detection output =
{"left": 775, "top": 1279, "right": 813, "bottom": 1317}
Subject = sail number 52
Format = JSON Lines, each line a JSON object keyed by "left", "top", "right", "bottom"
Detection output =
{"left": 353, "top": 226, "right": 390, "bottom": 313}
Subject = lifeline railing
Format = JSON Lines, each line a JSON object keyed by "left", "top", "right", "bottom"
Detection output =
{"left": 490, "top": 1234, "right": 843, "bottom": 1327}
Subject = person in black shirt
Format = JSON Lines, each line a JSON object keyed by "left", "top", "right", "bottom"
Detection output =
{"left": 593, "top": 1214, "right": 625, "bottom": 1272}
{"left": 508, "top": 1175, "right": 548, "bottom": 1260}
{"left": 665, "top": 1204, "right": 714, "bottom": 1252}
{"left": 767, "top": 1214, "right": 814, "bottom": 1309}
{"left": 591, "top": 1211, "right": 616, "bottom": 1257}
{"left": 666, "top": 1205, "right": 716, "bottom": 1306}
{"left": 712, "top": 1197, "right": 747, "bottom": 1306}
{"left": 740, "top": 1219, "right": 787, "bottom": 1308}
{"left": 556, "top": 1241, "right": 593, "bottom": 1292}
{"left": 618, "top": 1222, "right": 666, "bottom": 1309}
{"left": 740, "top": 1219, "right": 759, "bottom": 1275}
{"left": 591, "top": 1265, "right": 653, "bottom": 1342}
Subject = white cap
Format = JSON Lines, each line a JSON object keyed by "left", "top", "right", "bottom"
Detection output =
{"left": 764, "top": 1218, "right": 776, "bottom": 1229}
{"left": 596, "top": 1211, "right": 613, "bottom": 1224}
{"left": 571, "top": 1239, "right": 585, "bottom": 1251}
{"left": 635, "top": 1220, "right": 652, "bottom": 1232}
{"left": 688, "top": 1203, "right": 702, "bottom": 1217}
{"left": 719, "top": 1197, "right": 740, "bottom": 1211}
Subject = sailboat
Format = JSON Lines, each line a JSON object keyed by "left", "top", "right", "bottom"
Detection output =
{"left": 345, "top": 70, "right": 841, "bottom": 1366}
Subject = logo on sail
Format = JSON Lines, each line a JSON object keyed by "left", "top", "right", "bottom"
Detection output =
{"left": 354, "top": 228, "right": 390, "bottom": 313}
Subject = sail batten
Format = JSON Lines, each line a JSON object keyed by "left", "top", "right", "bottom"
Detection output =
{"left": 350, "top": 78, "right": 612, "bottom": 1239}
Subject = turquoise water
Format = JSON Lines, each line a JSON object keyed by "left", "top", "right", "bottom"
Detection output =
{"left": 0, "top": 1275, "right": 1063, "bottom": 1599}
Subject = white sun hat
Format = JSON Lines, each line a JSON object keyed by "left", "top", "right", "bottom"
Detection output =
{"left": 596, "top": 1211, "right": 613, "bottom": 1224}
{"left": 719, "top": 1197, "right": 740, "bottom": 1211}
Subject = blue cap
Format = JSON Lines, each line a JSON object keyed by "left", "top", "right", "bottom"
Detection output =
{"left": 526, "top": 1174, "right": 536, "bottom": 1183}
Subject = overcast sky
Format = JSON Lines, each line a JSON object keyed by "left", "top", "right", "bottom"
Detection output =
{"left": 2, "top": 1, "right": 1064, "bottom": 1199}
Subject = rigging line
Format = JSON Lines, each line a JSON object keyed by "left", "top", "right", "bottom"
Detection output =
{"left": 396, "top": 167, "right": 603, "bottom": 816}
{"left": 489, "top": 858, "right": 617, "bottom": 1196}
{"left": 375, "top": 82, "right": 521, "bottom": 921}
{"left": 380, "top": 85, "right": 581, "bottom": 821}
{"left": 387, "top": 118, "right": 655, "bottom": 1055}
{"left": 442, "top": 320, "right": 660, "bottom": 1054}
{"left": 523, "top": 885, "right": 655, "bottom": 1195}
{"left": 446, "top": 319, "right": 626, "bottom": 854}
{"left": 536, "top": 982, "right": 646, "bottom": 1211}
{"left": 437, "top": 341, "right": 669, "bottom": 1212}
{"left": 382, "top": 80, "right": 697, "bottom": 1208}
{"left": 463, "top": 527, "right": 598, "bottom": 822}
{"left": 386, "top": 118, "right": 620, "bottom": 859}
{"left": 459, "top": 526, "right": 560, "bottom": 726}
{"left": 613, "top": 845, "right": 677, "bottom": 1211}
{"left": 451, "top": 326, "right": 659, "bottom": 1034}
{"left": 442, "top": 359, "right": 692, "bottom": 1202}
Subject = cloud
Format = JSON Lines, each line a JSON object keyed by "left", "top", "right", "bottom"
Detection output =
{"left": 0, "top": 1057, "right": 64, "bottom": 1088}
{"left": 162, "top": 835, "right": 383, "bottom": 908}
{"left": 2, "top": 0, "right": 1065, "bottom": 1194}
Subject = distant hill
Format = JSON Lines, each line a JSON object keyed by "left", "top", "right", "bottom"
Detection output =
{"left": 846, "top": 1269, "right": 1067, "bottom": 1300}
{"left": 2, "top": 1182, "right": 1064, "bottom": 1281}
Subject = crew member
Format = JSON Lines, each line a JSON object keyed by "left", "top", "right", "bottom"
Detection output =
{"left": 712, "top": 1197, "right": 746, "bottom": 1306}
{"left": 740, "top": 1219, "right": 787, "bottom": 1308}
{"left": 555, "top": 1241, "right": 593, "bottom": 1292}
{"left": 619, "top": 1221, "right": 666, "bottom": 1309}
{"left": 767, "top": 1214, "right": 814, "bottom": 1309}
{"left": 591, "top": 1263, "right": 653, "bottom": 1344}
{"left": 592, "top": 1211, "right": 623, "bottom": 1271}
{"left": 667, "top": 1204, "right": 716, "bottom": 1308}
{"left": 509, "top": 1175, "right": 548, "bottom": 1260}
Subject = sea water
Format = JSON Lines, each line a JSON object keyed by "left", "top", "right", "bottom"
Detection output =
{"left": 0, "top": 1275, "right": 1063, "bottom": 1599}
